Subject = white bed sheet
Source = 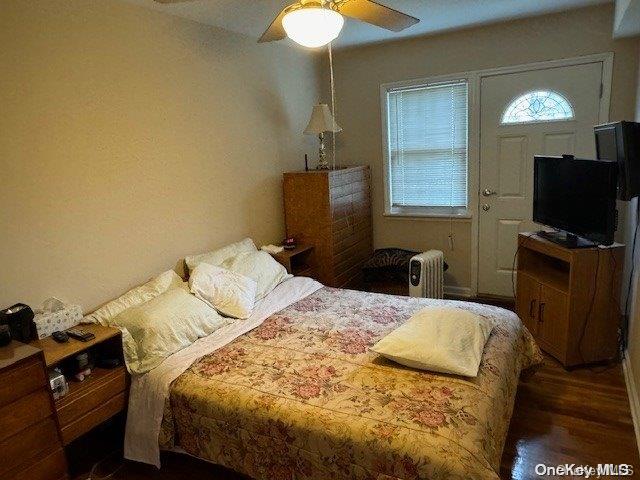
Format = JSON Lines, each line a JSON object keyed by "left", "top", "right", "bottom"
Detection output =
{"left": 124, "top": 276, "right": 323, "bottom": 467}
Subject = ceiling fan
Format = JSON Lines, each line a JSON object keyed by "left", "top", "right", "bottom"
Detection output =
{"left": 153, "top": 0, "right": 420, "bottom": 48}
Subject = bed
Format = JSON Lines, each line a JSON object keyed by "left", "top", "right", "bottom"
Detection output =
{"left": 124, "top": 277, "right": 542, "bottom": 480}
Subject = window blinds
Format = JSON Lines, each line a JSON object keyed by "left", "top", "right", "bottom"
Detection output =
{"left": 387, "top": 80, "right": 468, "bottom": 210}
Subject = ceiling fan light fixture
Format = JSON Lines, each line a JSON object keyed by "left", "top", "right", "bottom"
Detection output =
{"left": 282, "top": 6, "right": 344, "bottom": 48}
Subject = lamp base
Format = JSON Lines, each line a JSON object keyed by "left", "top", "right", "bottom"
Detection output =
{"left": 316, "top": 159, "right": 330, "bottom": 170}
{"left": 316, "top": 132, "right": 330, "bottom": 170}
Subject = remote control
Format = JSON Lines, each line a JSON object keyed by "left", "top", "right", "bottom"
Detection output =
{"left": 66, "top": 328, "right": 96, "bottom": 342}
{"left": 52, "top": 331, "right": 69, "bottom": 343}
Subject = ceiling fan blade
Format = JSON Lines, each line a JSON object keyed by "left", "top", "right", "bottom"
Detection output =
{"left": 258, "top": 7, "right": 289, "bottom": 43}
{"left": 335, "top": 0, "right": 419, "bottom": 32}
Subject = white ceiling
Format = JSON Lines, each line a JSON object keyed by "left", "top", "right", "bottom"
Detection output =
{"left": 614, "top": 0, "right": 640, "bottom": 37}
{"left": 123, "top": 0, "right": 611, "bottom": 48}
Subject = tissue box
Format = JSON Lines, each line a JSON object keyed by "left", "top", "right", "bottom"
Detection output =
{"left": 34, "top": 305, "right": 83, "bottom": 339}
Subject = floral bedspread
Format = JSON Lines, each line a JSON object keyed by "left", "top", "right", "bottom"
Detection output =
{"left": 160, "top": 287, "right": 542, "bottom": 480}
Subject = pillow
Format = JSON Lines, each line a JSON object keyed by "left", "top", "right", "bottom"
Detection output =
{"left": 189, "top": 263, "right": 257, "bottom": 319}
{"left": 185, "top": 238, "right": 257, "bottom": 273}
{"left": 111, "top": 288, "right": 227, "bottom": 374}
{"left": 370, "top": 307, "right": 494, "bottom": 377}
{"left": 84, "top": 270, "right": 184, "bottom": 325}
{"left": 221, "top": 251, "right": 290, "bottom": 301}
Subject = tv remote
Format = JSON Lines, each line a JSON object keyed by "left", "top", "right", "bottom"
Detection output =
{"left": 66, "top": 328, "right": 96, "bottom": 342}
{"left": 52, "top": 331, "right": 69, "bottom": 343}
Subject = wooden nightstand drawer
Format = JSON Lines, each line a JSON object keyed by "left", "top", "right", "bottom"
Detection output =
{"left": 0, "top": 342, "right": 67, "bottom": 479}
{"left": 0, "top": 389, "right": 53, "bottom": 442}
{"left": 29, "top": 324, "right": 127, "bottom": 451}
{"left": 57, "top": 366, "right": 127, "bottom": 428}
{"left": 60, "top": 391, "right": 127, "bottom": 445}
{"left": 0, "top": 417, "right": 59, "bottom": 476}
{"left": 0, "top": 448, "right": 68, "bottom": 480}
{"left": 0, "top": 357, "right": 47, "bottom": 408}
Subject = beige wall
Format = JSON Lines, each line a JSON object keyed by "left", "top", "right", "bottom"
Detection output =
{"left": 0, "top": 1, "right": 321, "bottom": 311}
{"left": 329, "top": 5, "right": 639, "bottom": 292}
{"left": 626, "top": 48, "right": 640, "bottom": 431}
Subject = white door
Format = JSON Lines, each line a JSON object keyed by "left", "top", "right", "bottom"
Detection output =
{"left": 478, "top": 62, "right": 605, "bottom": 297}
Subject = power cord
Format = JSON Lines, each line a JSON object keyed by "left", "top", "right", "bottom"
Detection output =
{"left": 622, "top": 205, "right": 640, "bottom": 355}
{"left": 79, "top": 450, "right": 124, "bottom": 480}
{"left": 577, "top": 249, "right": 600, "bottom": 366}
{"left": 579, "top": 247, "right": 623, "bottom": 373}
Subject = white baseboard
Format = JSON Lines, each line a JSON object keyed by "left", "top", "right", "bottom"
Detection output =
{"left": 622, "top": 355, "right": 640, "bottom": 456}
{"left": 444, "top": 286, "right": 472, "bottom": 297}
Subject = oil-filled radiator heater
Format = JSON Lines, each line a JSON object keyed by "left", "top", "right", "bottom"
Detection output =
{"left": 409, "top": 250, "right": 445, "bottom": 299}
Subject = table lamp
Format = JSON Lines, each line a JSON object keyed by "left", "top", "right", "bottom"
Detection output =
{"left": 304, "top": 103, "right": 342, "bottom": 170}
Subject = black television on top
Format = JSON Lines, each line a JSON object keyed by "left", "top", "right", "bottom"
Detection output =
{"left": 533, "top": 155, "right": 618, "bottom": 248}
{"left": 594, "top": 121, "right": 640, "bottom": 200}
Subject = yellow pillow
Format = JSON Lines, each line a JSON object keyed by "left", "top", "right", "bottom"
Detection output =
{"left": 370, "top": 307, "right": 494, "bottom": 377}
{"left": 111, "top": 288, "right": 227, "bottom": 374}
{"left": 185, "top": 238, "right": 257, "bottom": 274}
{"left": 84, "top": 270, "right": 184, "bottom": 325}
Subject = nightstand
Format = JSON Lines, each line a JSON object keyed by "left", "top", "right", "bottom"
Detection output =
{"left": 0, "top": 341, "right": 68, "bottom": 480}
{"left": 270, "top": 244, "right": 318, "bottom": 279}
{"left": 29, "top": 323, "right": 128, "bottom": 446}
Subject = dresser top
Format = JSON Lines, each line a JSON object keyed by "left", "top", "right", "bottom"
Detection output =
{"left": 29, "top": 323, "right": 120, "bottom": 367}
{"left": 0, "top": 341, "right": 41, "bottom": 370}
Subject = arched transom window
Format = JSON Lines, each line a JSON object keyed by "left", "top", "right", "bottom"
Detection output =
{"left": 501, "top": 90, "right": 574, "bottom": 124}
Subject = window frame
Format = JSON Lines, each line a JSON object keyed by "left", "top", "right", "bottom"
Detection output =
{"left": 381, "top": 76, "right": 472, "bottom": 218}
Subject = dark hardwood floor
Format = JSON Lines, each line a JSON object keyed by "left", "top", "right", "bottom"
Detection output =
{"left": 501, "top": 354, "right": 638, "bottom": 478}
{"left": 75, "top": 287, "right": 639, "bottom": 479}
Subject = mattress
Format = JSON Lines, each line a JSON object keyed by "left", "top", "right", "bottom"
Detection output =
{"left": 158, "top": 287, "right": 542, "bottom": 480}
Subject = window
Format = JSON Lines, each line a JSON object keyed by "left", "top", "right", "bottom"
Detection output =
{"left": 501, "top": 90, "right": 574, "bottom": 124}
{"left": 383, "top": 80, "right": 469, "bottom": 216}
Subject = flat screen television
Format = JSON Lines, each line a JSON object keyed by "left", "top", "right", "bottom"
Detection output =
{"left": 594, "top": 121, "right": 640, "bottom": 200}
{"left": 533, "top": 155, "right": 618, "bottom": 247}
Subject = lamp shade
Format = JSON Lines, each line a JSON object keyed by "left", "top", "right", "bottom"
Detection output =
{"left": 304, "top": 104, "right": 342, "bottom": 135}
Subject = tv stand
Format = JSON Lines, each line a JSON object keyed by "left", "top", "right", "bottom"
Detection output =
{"left": 537, "top": 230, "right": 596, "bottom": 249}
{"left": 516, "top": 233, "right": 623, "bottom": 367}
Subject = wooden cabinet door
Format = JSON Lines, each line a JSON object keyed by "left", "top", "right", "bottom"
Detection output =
{"left": 537, "top": 285, "right": 569, "bottom": 359}
{"left": 516, "top": 273, "right": 540, "bottom": 336}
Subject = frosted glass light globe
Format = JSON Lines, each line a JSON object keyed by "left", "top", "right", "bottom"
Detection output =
{"left": 282, "top": 7, "right": 344, "bottom": 49}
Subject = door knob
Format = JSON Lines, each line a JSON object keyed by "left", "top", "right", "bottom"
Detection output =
{"left": 482, "top": 188, "right": 497, "bottom": 196}
{"left": 482, "top": 204, "right": 491, "bottom": 211}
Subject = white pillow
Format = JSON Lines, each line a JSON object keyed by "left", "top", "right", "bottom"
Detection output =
{"left": 111, "top": 288, "right": 227, "bottom": 374}
{"left": 221, "top": 251, "right": 290, "bottom": 301}
{"left": 370, "top": 307, "right": 494, "bottom": 377}
{"left": 189, "top": 263, "right": 257, "bottom": 319}
{"left": 185, "top": 238, "right": 257, "bottom": 273}
{"left": 84, "top": 270, "right": 184, "bottom": 325}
